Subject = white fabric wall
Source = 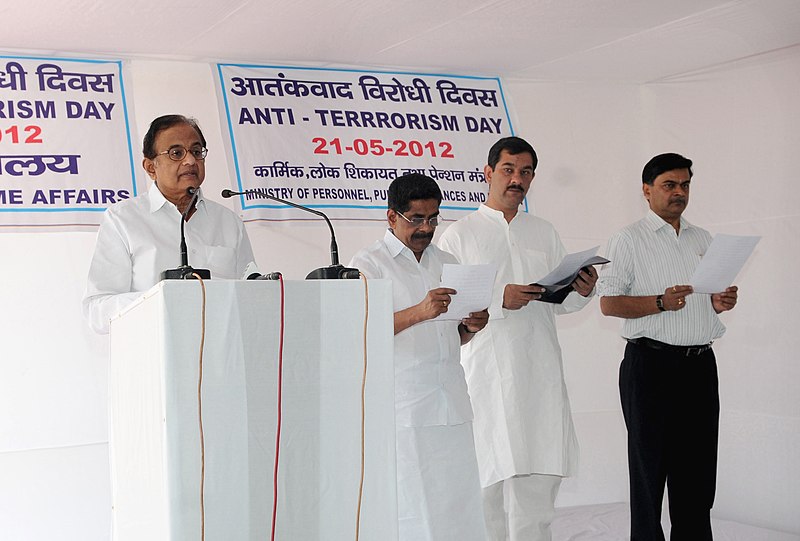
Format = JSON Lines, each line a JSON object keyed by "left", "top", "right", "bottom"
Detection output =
{"left": 1, "top": 52, "right": 797, "bottom": 539}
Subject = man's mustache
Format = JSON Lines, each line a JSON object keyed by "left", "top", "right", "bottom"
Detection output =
{"left": 506, "top": 184, "right": 525, "bottom": 193}
{"left": 412, "top": 231, "right": 434, "bottom": 242}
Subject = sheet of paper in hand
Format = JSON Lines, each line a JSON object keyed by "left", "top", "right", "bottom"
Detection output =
{"left": 690, "top": 234, "right": 760, "bottom": 294}
{"left": 435, "top": 263, "right": 497, "bottom": 320}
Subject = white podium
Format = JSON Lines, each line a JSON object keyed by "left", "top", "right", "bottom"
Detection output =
{"left": 109, "top": 279, "right": 397, "bottom": 540}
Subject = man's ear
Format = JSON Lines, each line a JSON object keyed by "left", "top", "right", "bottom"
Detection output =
{"left": 142, "top": 158, "right": 157, "bottom": 180}
{"left": 387, "top": 208, "right": 397, "bottom": 229}
{"left": 483, "top": 164, "right": 493, "bottom": 185}
{"left": 642, "top": 182, "right": 651, "bottom": 202}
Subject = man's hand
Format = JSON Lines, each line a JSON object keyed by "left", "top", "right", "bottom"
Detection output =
{"left": 393, "top": 287, "right": 456, "bottom": 335}
{"left": 572, "top": 265, "right": 598, "bottom": 297}
{"left": 459, "top": 308, "right": 489, "bottom": 344}
{"left": 461, "top": 309, "right": 489, "bottom": 333}
{"left": 503, "top": 283, "right": 544, "bottom": 310}
{"left": 712, "top": 285, "right": 738, "bottom": 313}
{"left": 663, "top": 284, "right": 693, "bottom": 311}
{"left": 418, "top": 287, "right": 457, "bottom": 321}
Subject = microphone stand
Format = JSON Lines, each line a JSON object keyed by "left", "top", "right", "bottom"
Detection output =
{"left": 161, "top": 187, "right": 211, "bottom": 280}
{"left": 221, "top": 189, "right": 359, "bottom": 280}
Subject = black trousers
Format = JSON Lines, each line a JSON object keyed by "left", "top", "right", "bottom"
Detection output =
{"left": 619, "top": 341, "right": 719, "bottom": 541}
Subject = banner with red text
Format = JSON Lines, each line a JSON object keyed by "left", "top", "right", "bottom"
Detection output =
{"left": 0, "top": 55, "right": 137, "bottom": 229}
{"left": 216, "top": 64, "right": 516, "bottom": 222}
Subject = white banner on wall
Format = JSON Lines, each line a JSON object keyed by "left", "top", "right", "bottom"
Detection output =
{"left": 216, "top": 64, "right": 516, "bottom": 222}
{"left": 0, "top": 55, "right": 137, "bottom": 229}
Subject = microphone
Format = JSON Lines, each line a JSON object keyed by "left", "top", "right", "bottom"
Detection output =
{"left": 222, "top": 189, "right": 360, "bottom": 280}
{"left": 160, "top": 187, "right": 212, "bottom": 280}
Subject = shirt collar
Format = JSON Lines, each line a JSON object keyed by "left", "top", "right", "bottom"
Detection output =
{"left": 478, "top": 203, "right": 515, "bottom": 226}
{"left": 644, "top": 208, "right": 692, "bottom": 232}
{"left": 383, "top": 228, "right": 420, "bottom": 262}
{"left": 148, "top": 182, "right": 206, "bottom": 216}
{"left": 148, "top": 182, "right": 169, "bottom": 213}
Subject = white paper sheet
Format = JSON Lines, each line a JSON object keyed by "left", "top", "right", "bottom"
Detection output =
{"left": 690, "top": 234, "right": 760, "bottom": 294}
{"left": 435, "top": 263, "right": 497, "bottom": 321}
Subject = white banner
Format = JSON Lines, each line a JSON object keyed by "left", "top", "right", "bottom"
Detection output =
{"left": 216, "top": 64, "right": 516, "bottom": 222}
{"left": 0, "top": 55, "right": 137, "bottom": 229}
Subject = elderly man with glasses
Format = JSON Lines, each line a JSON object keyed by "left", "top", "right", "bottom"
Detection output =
{"left": 349, "top": 172, "right": 490, "bottom": 541}
{"left": 82, "top": 114, "right": 258, "bottom": 334}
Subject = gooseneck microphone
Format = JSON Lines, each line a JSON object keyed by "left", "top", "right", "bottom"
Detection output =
{"left": 221, "top": 189, "right": 360, "bottom": 280}
{"left": 161, "top": 187, "right": 212, "bottom": 280}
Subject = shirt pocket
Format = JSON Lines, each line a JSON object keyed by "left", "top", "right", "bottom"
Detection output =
{"left": 203, "top": 245, "right": 238, "bottom": 278}
{"left": 520, "top": 248, "right": 551, "bottom": 283}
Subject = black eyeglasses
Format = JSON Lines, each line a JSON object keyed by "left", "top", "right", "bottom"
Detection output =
{"left": 156, "top": 146, "right": 208, "bottom": 161}
{"left": 396, "top": 210, "right": 440, "bottom": 228}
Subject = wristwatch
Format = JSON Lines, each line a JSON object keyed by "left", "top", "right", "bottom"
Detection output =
{"left": 656, "top": 294, "right": 666, "bottom": 312}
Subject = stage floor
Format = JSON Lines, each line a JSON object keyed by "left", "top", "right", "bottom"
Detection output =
{"left": 552, "top": 502, "right": 799, "bottom": 541}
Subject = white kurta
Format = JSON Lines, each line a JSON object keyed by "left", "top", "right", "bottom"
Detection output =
{"left": 349, "top": 229, "right": 472, "bottom": 428}
{"left": 349, "top": 230, "right": 485, "bottom": 541}
{"left": 82, "top": 182, "right": 256, "bottom": 334}
{"left": 438, "top": 204, "right": 591, "bottom": 487}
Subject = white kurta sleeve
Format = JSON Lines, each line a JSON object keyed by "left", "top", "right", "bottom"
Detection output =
{"left": 82, "top": 211, "right": 141, "bottom": 334}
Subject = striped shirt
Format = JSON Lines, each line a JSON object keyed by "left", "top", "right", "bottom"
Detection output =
{"left": 597, "top": 210, "right": 726, "bottom": 346}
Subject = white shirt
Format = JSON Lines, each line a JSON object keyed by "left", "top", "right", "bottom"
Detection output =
{"left": 349, "top": 229, "right": 473, "bottom": 428}
{"left": 597, "top": 209, "right": 726, "bottom": 345}
{"left": 437, "top": 204, "right": 591, "bottom": 486}
{"left": 82, "top": 182, "right": 256, "bottom": 334}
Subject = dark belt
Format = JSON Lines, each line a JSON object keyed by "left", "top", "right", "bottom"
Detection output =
{"left": 627, "top": 337, "right": 713, "bottom": 357}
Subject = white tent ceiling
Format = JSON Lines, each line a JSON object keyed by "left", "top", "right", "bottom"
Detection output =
{"left": 3, "top": 0, "right": 799, "bottom": 82}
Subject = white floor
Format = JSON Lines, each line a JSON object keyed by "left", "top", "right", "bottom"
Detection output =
{"left": 552, "top": 503, "right": 800, "bottom": 541}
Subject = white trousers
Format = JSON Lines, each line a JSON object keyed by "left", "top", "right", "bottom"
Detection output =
{"left": 482, "top": 473, "right": 562, "bottom": 541}
{"left": 396, "top": 422, "right": 487, "bottom": 541}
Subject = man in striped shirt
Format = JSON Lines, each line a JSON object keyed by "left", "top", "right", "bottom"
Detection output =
{"left": 597, "top": 153, "right": 738, "bottom": 540}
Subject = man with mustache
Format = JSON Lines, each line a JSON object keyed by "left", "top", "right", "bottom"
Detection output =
{"left": 597, "top": 153, "right": 738, "bottom": 540}
{"left": 349, "top": 173, "right": 490, "bottom": 540}
{"left": 83, "top": 114, "right": 257, "bottom": 334}
{"left": 438, "top": 136, "right": 597, "bottom": 540}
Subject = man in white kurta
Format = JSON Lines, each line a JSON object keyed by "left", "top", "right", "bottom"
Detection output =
{"left": 349, "top": 173, "right": 489, "bottom": 541}
{"left": 438, "top": 137, "right": 597, "bottom": 541}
